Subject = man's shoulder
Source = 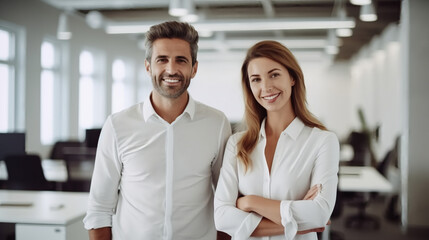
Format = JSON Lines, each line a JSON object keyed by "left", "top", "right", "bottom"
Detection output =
{"left": 110, "top": 102, "right": 144, "bottom": 123}
{"left": 194, "top": 100, "right": 228, "bottom": 121}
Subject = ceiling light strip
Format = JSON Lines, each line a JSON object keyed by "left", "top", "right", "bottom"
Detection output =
{"left": 105, "top": 17, "right": 356, "bottom": 34}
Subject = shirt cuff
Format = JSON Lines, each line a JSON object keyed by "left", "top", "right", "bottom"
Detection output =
{"left": 234, "top": 212, "right": 262, "bottom": 240}
{"left": 280, "top": 200, "right": 297, "bottom": 240}
{"left": 83, "top": 212, "right": 112, "bottom": 230}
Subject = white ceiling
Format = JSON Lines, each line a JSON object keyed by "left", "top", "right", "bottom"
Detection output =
{"left": 42, "top": 0, "right": 401, "bottom": 61}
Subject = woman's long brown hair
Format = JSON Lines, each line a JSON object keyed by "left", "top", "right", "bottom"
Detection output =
{"left": 237, "top": 40, "right": 326, "bottom": 173}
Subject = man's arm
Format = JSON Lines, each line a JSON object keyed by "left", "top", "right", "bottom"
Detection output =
{"left": 89, "top": 227, "right": 112, "bottom": 240}
{"left": 217, "top": 230, "right": 231, "bottom": 240}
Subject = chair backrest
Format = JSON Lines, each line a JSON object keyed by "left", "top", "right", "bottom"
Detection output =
{"left": 4, "top": 154, "right": 54, "bottom": 190}
{"left": 49, "top": 140, "right": 83, "bottom": 159}
{"left": 63, "top": 151, "right": 96, "bottom": 192}
{"left": 85, "top": 128, "right": 102, "bottom": 148}
{"left": 347, "top": 131, "right": 371, "bottom": 166}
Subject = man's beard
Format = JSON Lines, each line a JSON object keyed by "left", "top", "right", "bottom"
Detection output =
{"left": 152, "top": 73, "right": 190, "bottom": 99}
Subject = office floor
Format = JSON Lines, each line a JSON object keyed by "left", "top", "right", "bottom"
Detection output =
{"left": 328, "top": 195, "right": 427, "bottom": 240}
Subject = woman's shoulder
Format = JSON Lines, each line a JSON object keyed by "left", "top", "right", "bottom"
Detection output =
{"left": 227, "top": 131, "right": 245, "bottom": 145}
{"left": 310, "top": 127, "right": 339, "bottom": 144}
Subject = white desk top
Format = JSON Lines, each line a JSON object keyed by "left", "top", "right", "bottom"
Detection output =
{"left": 0, "top": 190, "right": 88, "bottom": 225}
{"left": 339, "top": 166, "right": 393, "bottom": 193}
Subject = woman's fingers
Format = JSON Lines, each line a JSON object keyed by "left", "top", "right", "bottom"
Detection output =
{"left": 303, "top": 184, "right": 322, "bottom": 200}
{"left": 297, "top": 227, "right": 325, "bottom": 234}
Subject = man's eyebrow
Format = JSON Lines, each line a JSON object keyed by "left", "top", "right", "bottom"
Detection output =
{"left": 176, "top": 56, "right": 190, "bottom": 61}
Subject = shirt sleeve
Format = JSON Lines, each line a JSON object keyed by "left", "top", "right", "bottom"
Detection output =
{"left": 214, "top": 135, "right": 263, "bottom": 239}
{"left": 211, "top": 115, "right": 232, "bottom": 189}
{"left": 280, "top": 132, "right": 340, "bottom": 240}
{"left": 83, "top": 116, "right": 123, "bottom": 230}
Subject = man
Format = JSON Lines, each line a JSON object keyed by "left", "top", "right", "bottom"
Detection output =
{"left": 83, "top": 21, "right": 231, "bottom": 240}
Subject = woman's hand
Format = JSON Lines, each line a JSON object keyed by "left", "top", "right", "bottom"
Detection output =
{"left": 303, "top": 184, "right": 322, "bottom": 200}
{"left": 236, "top": 195, "right": 256, "bottom": 212}
{"left": 298, "top": 184, "right": 331, "bottom": 235}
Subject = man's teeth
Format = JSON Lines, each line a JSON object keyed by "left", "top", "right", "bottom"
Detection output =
{"left": 164, "top": 79, "right": 179, "bottom": 83}
{"left": 263, "top": 94, "right": 279, "bottom": 100}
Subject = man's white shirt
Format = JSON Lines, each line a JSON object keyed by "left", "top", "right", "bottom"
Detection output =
{"left": 84, "top": 95, "right": 231, "bottom": 240}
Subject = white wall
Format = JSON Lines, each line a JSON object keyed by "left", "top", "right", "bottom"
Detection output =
{"left": 401, "top": 0, "right": 429, "bottom": 231}
{"left": 349, "top": 23, "right": 402, "bottom": 160}
{"left": 192, "top": 51, "right": 354, "bottom": 141}
{"left": 0, "top": 0, "right": 145, "bottom": 158}
{"left": 190, "top": 52, "right": 245, "bottom": 123}
{"left": 304, "top": 61, "right": 353, "bottom": 141}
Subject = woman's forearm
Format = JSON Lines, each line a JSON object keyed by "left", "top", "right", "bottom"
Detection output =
{"left": 251, "top": 218, "right": 284, "bottom": 237}
{"left": 237, "top": 195, "right": 282, "bottom": 225}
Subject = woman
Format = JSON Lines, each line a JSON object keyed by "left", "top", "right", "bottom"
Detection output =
{"left": 214, "top": 40, "right": 339, "bottom": 240}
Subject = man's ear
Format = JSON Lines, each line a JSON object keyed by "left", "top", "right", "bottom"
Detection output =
{"left": 191, "top": 61, "right": 198, "bottom": 78}
{"left": 145, "top": 59, "right": 150, "bottom": 72}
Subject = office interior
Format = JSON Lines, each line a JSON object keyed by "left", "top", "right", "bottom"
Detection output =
{"left": 0, "top": 0, "right": 428, "bottom": 239}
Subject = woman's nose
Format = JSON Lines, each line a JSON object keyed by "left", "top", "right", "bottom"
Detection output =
{"left": 261, "top": 79, "right": 273, "bottom": 92}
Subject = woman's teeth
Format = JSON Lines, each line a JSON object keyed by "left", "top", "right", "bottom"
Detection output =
{"left": 263, "top": 93, "right": 279, "bottom": 100}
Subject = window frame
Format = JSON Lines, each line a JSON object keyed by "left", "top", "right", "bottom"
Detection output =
{"left": 0, "top": 20, "right": 25, "bottom": 132}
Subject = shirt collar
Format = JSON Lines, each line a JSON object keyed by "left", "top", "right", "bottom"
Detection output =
{"left": 259, "top": 117, "right": 304, "bottom": 141}
{"left": 142, "top": 92, "right": 196, "bottom": 122}
{"left": 285, "top": 117, "right": 305, "bottom": 141}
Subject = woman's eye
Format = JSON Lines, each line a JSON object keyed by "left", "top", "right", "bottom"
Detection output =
{"left": 251, "top": 78, "right": 260, "bottom": 82}
{"left": 271, "top": 73, "right": 280, "bottom": 78}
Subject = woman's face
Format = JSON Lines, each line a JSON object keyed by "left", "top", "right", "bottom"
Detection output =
{"left": 247, "top": 57, "right": 295, "bottom": 114}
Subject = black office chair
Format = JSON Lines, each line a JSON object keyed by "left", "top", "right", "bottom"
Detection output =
{"left": 62, "top": 151, "right": 95, "bottom": 192}
{"left": 4, "top": 154, "right": 55, "bottom": 191}
{"left": 347, "top": 131, "right": 371, "bottom": 166}
{"left": 49, "top": 140, "right": 84, "bottom": 160}
{"left": 85, "top": 128, "right": 102, "bottom": 148}
{"left": 377, "top": 136, "right": 401, "bottom": 222}
{"left": 342, "top": 131, "right": 380, "bottom": 229}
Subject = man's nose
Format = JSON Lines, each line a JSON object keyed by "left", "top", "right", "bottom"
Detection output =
{"left": 165, "top": 61, "right": 178, "bottom": 74}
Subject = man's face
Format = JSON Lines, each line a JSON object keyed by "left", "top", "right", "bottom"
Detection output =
{"left": 145, "top": 38, "right": 198, "bottom": 99}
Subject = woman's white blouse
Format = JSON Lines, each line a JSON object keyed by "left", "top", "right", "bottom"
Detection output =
{"left": 214, "top": 118, "right": 339, "bottom": 240}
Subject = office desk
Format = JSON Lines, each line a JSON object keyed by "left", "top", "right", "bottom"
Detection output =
{"left": 338, "top": 166, "right": 393, "bottom": 230}
{"left": 339, "top": 166, "right": 393, "bottom": 193}
{"left": 0, "top": 190, "right": 89, "bottom": 240}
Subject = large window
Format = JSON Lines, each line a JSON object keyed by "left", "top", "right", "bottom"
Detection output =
{"left": 111, "top": 58, "right": 135, "bottom": 113}
{"left": 79, "top": 50, "right": 105, "bottom": 138}
{"left": 0, "top": 28, "right": 15, "bottom": 132}
{"left": 40, "top": 40, "right": 61, "bottom": 144}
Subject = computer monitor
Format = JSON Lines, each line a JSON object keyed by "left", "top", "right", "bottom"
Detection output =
{"left": 0, "top": 132, "right": 26, "bottom": 160}
{"left": 85, "top": 128, "right": 102, "bottom": 148}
